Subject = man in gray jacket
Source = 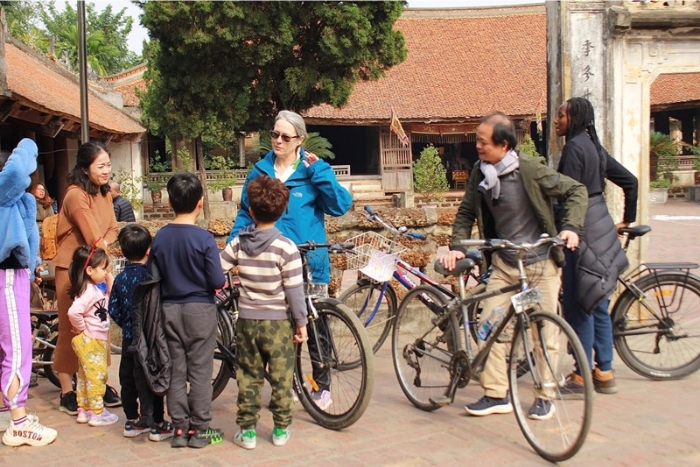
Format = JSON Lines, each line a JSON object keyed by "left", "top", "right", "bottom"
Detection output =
{"left": 439, "top": 112, "right": 587, "bottom": 419}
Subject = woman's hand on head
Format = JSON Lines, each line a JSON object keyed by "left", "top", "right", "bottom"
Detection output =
{"left": 302, "top": 151, "right": 319, "bottom": 168}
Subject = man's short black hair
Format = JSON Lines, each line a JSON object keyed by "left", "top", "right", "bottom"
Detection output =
{"left": 117, "top": 224, "right": 152, "bottom": 261}
{"left": 480, "top": 112, "right": 518, "bottom": 150}
{"left": 167, "top": 172, "right": 203, "bottom": 214}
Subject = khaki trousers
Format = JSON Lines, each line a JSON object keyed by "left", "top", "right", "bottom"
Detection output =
{"left": 478, "top": 254, "right": 561, "bottom": 399}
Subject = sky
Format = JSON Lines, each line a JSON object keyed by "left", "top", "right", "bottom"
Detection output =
{"left": 98, "top": 0, "right": 541, "bottom": 55}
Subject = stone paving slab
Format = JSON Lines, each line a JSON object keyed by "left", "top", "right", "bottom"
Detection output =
{"left": 3, "top": 200, "right": 699, "bottom": 466}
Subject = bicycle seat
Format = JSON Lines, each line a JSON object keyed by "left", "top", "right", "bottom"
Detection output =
{"left": 619, "top": 225, "right": 651, "bottom": 239}
{"left": 434, "top": 258, "right": 476, "bottom": 277}
{"left": 31, "top": 310, "right": 58, "bottom": 323}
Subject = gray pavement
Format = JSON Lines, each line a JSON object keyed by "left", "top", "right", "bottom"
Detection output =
{"left": 3, "top": 200, "right": 700, "bottom": 466}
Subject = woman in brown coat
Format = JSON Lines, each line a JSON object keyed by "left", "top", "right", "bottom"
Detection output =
{"left": 53, "top": 141, "right": 120, "bottom": 415}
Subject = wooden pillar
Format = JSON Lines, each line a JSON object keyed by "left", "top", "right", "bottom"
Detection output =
{"left": 679, "top": 111, "right": 695, "bottom": 149}
{"left": 654, "top": 111, "right": 671, "bottom": 135}
{"left": 54, "top": 136, "right": 70, "bottom": 208}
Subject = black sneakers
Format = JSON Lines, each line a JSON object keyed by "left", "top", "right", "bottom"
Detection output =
{"left": 59, "top": 391, "right": 78, "bottom": 415}
{"left": 188, "top": 427, "right": 224, "bottom": 448}
{"left": 104, "top": 385, "right": 122, "bottom": 407}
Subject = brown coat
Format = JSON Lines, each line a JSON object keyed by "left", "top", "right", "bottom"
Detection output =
{"left": 53, "top": 185, "right": 118, "bottom": 375}
{"left": 54, "top": 185, "right": 118, "bottom": 269}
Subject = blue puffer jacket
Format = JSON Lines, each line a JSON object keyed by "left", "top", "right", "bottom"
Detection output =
{"left": 227, "top": 148, "right": 352, "bottom": 283}
{"left": 0, "top": 138, "right": 40, "bottom": 274}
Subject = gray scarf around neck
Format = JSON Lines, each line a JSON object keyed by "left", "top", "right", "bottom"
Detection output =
{"left": 478, "top": 150, "right": 520, "bottom": 200}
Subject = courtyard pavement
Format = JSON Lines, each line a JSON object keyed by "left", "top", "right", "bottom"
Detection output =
{"left": 3, "top": 200, "right": 699, "bottom": 466}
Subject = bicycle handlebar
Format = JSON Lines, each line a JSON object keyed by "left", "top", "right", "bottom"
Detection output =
{"left": 363, "top": 205, "right": 426, "bottom": 240}
{"left": 296, "top": 241, "right": 355, "bottom": 254}
{"left": 459, "top": 235, "right": 565, "bottom": 251}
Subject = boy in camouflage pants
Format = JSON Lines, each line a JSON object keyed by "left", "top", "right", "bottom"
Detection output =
{"left": 220, "top": 175, "right": 307, "bottom": 449}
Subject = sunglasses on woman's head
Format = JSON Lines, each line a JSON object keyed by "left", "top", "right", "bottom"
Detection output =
{"left": 269, "top": 130, "right": 300, "bottom": 143}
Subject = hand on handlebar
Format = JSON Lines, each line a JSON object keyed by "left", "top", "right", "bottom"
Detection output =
{"left": 558, "top": 230, "right": 579, "bottom": 250}
{"left": 438, "top": 250, "right": 465, "bottom": 271}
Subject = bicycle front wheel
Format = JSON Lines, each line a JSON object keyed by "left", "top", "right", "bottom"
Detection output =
{"left": 509, "top": 311, "right": 593, "bottom": 463}
{"left": 613, "top": 271, "right": 700, "bottom": 380}
{"left": 339, "top": 280, "right": 397, "bottom": 354}
{"left": 40, "top": 324, "right": 61, "bottom": 388}
{"left": 212, "top": 302, "right": 234, "bottom": 401}
{"left": 392, "top": 285, "right": 458, "bottom": 411}
{"left": 296, "top": 301, "right": 375, "bottom": 430}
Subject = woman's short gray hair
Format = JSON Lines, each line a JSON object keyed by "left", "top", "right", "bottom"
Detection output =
{"left": 275, "top": 110, "right": 308, "bottom": 139}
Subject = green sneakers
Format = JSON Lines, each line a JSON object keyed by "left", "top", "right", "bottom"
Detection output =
{"left": 272, "top": 426, "right": 290, "bottom": 446}
{"left": 233, "top": 429, "right": 257, "bottom": 450}
{"left": 188, "top": 427, "right": 224, "bottom": 448}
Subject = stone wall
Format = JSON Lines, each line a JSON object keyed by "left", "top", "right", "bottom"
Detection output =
{"left": 112, "top": 206, "right": 462, "bottom": 296}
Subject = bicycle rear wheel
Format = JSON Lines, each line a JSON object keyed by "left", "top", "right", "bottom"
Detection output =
{"left": 38, "top": 324, "right": 60, "bottom": 388}
{"left": 212, "top": 299, "right": 234, "bottom": 401}
{"left": 392, "top": 285, "right": 458, "bottom": 411}
{"left": 613, "top": 271, "right": 700, "bottom": 380}
{"left": 295, "top": 301, "right": 375, "bottom": 430}
{"left": 509, "top": 311, "right": 593, "bottom": 463}
{"left": 339, "top": 280, "right": 397, "bottom": 354}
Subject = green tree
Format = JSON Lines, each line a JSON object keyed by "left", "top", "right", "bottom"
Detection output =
{"left": 139, "top": 1, "right": 407, "bottom": 139}
{"left": 3, "top": 1, "right": 142, "bottom": 76}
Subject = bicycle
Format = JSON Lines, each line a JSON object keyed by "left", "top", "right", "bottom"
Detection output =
{"left": 393, "top": 235, "right": 593, "bottom": 462}
{"left": 612, "top": 225, "right": 700, "bottom": 379}
{"left": 213, "top": 241, "right": 376, "bottom": 430}
{"left": 340, "top": 206, "right": 488, "bottom": 353}
{"left": 30, "top": 310, "right": 60, "bottom": 388}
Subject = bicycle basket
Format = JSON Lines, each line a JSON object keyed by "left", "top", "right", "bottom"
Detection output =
{"left": 112, "top": 256, "right": 127, "bottom": 276}
{"left": 345, "top": 232, "right": 407, "bottom": 282}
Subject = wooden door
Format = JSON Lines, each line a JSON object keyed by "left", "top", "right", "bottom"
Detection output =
{"left": 380, "top": 128, "right": 412, "bottom": 192}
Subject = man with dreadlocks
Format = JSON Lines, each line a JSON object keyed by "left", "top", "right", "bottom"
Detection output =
{"left": 554, "top": 97, "right": 638, "bottom": 396}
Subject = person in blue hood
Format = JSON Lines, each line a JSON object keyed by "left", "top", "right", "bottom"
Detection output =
{"left": 227, "top": 110, "right": 352, "bottom": 410}
{"left": 0, "top": 139, "right": 58, "bottom": 446}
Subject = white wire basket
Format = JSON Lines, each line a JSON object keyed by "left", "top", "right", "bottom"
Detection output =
{"left": 345, "top": 231, "right": 407, "bottom": 282}
{"left": 112, "top": 256, "right": 127, "bottom": 276}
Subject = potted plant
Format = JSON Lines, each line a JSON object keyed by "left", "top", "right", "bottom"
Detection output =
{"left": 144, "top": 177, "right": 163, "bottom": 206}
{"left": 413, "top": 144, "right": 449, "bottom": 206}
{"left": 146, "top": 152, "right": 171, "bottom": 206}
{"left": 206, "top": 154, "right": 238, "bottom": 201}
{"left": 648, "top": 132, "right": 680, "bottom": 204}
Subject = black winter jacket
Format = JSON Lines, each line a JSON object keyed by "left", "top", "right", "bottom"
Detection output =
{"left": 131, "top": 261, "right": 171, "bottom": 396}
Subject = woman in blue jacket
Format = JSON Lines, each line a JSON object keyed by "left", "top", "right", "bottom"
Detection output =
{"left": 227, "top": 110, "right": 352, "bottom": 410}
{"left": 554, "top": 97, "right": 638, "bottom": 396}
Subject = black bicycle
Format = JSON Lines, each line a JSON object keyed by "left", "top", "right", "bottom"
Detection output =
{"left": 212, "top": 241, "right": 375, "bottom": 430}
{"left": 612, "top": 225, "right": 700, "bottom": 379}
{"left": 393, "top": 235, "right": 593, "bottom": 462}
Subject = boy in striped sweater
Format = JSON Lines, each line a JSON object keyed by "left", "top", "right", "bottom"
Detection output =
{"left": 220, "top": 175, "right": 307, "bottom": 450}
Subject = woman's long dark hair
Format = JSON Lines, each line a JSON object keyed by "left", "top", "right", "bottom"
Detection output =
{"left": 67, "top": 141, "right": 111, "bottom": 196}
{"left": 565, "top": 97, "right": 607, "bottom": 188}
{"left": 67, "top": 244, "right": 109, "bottom": 300}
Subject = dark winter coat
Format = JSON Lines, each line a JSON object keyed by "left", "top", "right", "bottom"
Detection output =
{"left": 112, "top": 195, "right": 136, "bottom": 222}
{"left": 130, "top": 261, "right": 170, "bottom": 396}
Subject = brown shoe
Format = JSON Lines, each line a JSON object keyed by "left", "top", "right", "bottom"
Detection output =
{"left": 593, "top": 368, "right": 618, "bottom": 394}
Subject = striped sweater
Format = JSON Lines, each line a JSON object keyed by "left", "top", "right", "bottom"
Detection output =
{"left": 220, "top": 224, "right": 307, "bottom": 326}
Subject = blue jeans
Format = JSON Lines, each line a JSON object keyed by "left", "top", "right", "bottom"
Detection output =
{"left": 562, "top": 249, "right": 614, "bottom": 372}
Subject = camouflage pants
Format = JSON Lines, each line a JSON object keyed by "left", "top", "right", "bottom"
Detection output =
{"left": 236, "top": 318, "right": 295, "bottom": 429}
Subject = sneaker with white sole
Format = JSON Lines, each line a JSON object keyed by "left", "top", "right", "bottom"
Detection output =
{"left": 88, "top": 409, "right": 119, "bottom": 427}
{"left": 272, "top": 426, "right": 290, "bottom": 446}
{"left": 528, "top": 398, "right": 556, "bottom": 420}
{"left": 2, "top": 419, "right": 57, "bottom": 447}
{"left": 233, "top": 428, "right": 256, "bottom": 450}
{"left": 0, "top": 413, "right": 39, "bottom": 432}
{"left": 464, "top": 395, "right": 513, "bottom": 416}
{"left": 76, "top": 408, "right": 92, "bottom": 424}
{"left": 149, "top": 420, "right": 174, "bottom": 442}
{"left": 311, "top": 390, "right": 332, "bottom": 411}
{"left": 123, "top": 418, "right": 151, "bottom": 437}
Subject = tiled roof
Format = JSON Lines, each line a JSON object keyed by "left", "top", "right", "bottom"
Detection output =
{"left": 101, "top": 63, "right": 148, "bottom": 107}
{"left": 650, "top": 73, "right": 700, "bottom": 106}
{"left": 304, "top": 5, "right": 547, "bottom": 124}
{"left": 5, "top": 42, "right": 145, "bottom": 136}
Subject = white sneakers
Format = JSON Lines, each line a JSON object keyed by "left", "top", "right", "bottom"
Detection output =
{"left": 2, "top": 418, "right": 57, "bottom": 447}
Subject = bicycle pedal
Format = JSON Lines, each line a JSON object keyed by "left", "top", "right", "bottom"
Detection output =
{"left": 429, "top": 396, "right": 452, "bottom": 406}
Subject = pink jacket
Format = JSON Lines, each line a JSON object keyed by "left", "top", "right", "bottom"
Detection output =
{"left": 67, "top": 283, "right": 111, "bottom": 341}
